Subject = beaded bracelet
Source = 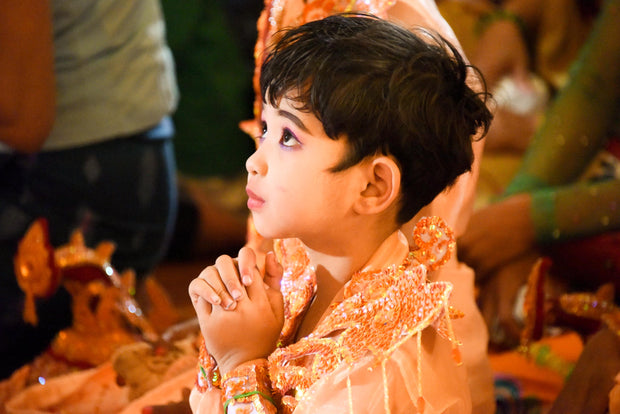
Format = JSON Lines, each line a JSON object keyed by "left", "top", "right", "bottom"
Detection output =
{"left": 220, "top": 359, "right": 277, "bottom": 413}
{"left": 475, "top": 8, "right": 527, "bottom": 39}
{"left": 223, "top": 390, "right": 277, "bottom": 412}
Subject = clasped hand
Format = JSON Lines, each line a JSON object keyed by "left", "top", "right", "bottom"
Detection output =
{"left": 188, "top": 247, "right": 285, "bottom": 375}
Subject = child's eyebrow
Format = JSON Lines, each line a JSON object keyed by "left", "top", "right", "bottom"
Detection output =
{"left": 278, "top": 109, "right": 310, "bottom": 133}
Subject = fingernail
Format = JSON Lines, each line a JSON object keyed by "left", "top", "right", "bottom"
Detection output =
{"left": 242, "top": 275, "right": 252, "bottom": 285}
{"left": 225, "top": 300, "right": 237, "bottom": 310}
{"left": 231, "top": 289, "right": 242, "bottom": 300}
{"left": 211, "top": 295, "right": 221, "bottom": 305}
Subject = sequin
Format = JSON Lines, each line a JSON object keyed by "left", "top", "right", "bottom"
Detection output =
{"left": 266, "top": 233, "right": 460, "bottom": 410}
{"left": 195, "top": 217, "right": 463, "bottom": 413}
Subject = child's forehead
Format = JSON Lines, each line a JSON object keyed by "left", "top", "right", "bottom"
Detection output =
{"left": 262, "top": 98, "right": 350, "bottom": 141}
{"left": 263, "top": 95, "right": 312, "bottom": 122}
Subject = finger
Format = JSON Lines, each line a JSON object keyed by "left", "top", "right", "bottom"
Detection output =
{"left": 188, "top": 274, "right": 222, "bottom": 307}
{"left": 263, "top": 251, "right": 283, "bottom": 291}
{"left": 244, "top": 265, "right": 267, "bottom": 302}
{"left": 194, "top": 296, "right": 212, "bottom": 321}
{"left": 264, "top": 252, "right": 285, "bottom": 323}
{"left": 213, "top": 255, "right": 245, "bottom": 309}
{"left": 195, "top": 263, "right": 238, "bottom": 310}
{"left": 194, "top": 298, "right": 218, "bottom": 344}
{"left": 237, "top": 246, "right": 259, "bottom": 286}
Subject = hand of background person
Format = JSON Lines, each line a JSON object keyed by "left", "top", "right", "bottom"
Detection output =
{"left": 471, "top": 16, "right": 530, "bottom": 91}
{"left": 188, "top": 249, "right": 284, "bottom": 375}
{"left": 548, "top": 328, "right": 620, "bottom": 414}
{"left": 458, "top": 192, "right": 536, "bottom": 282}
{"left": 471, "top": 0, "right": 542, "bottom": 90}
{"left": 478, "top": 252, "right": 540, "bottom": 349}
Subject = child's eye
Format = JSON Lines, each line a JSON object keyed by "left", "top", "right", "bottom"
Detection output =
{"left": 281, "top": 129, "right": 300, "bottom": 147}
{"left": 255, "top": 121, "right": 267, "bottom": 145}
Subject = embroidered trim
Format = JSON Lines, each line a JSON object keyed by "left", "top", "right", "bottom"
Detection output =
{"left": 196, "top": 216, "right": 462, "bottom": 413}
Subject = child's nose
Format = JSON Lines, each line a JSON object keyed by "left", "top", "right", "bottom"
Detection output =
{"left": 246, "top": 148, "right": 267, "bottom": 176}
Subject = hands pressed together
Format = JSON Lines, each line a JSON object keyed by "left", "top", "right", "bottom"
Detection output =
{"left": 188, "top": 247, "right": 285, "bottom": 375}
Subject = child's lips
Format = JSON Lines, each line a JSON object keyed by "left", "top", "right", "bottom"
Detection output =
{"left": 246, "top": 187, "right": 265, "bottom": 210}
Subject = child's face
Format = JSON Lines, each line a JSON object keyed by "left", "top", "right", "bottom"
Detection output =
{"left": 246, "top": 97, "right": 362, "bottom": 245}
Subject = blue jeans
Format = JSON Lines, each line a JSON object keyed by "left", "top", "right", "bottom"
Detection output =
{"left": 0, "top": 118, "right": 177, "bottom": 378}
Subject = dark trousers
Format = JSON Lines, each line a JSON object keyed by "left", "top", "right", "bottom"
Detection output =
{"left": 0, "top": 119, "right": 177, "bottom": 379}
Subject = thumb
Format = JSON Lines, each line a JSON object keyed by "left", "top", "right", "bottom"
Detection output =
{"left": 264, "top": 251, "right": 284, "bottom": 324}
{"left": 263, "top": 251, "right": 283, "bottom": 291}
{"left": 242, "top": 250, "right": 281, "bottom": 301}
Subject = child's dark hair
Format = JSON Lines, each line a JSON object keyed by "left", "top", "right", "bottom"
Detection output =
{"left": 260, "top": 13, "right": 492, "bottom": 224}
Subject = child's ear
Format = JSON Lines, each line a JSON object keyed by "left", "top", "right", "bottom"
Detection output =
{"left": 354, "top": 156, "right": 401, "bottom": 215}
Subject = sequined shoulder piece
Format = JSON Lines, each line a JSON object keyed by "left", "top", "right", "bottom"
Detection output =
{"left": 315, "top": 260, "right": 455, "bottom": 362}
{"left": 268, "top": 259, "right": 458, "bottom": 399}
{"left": 268, "top": 217, "right": 462, "bottom": 405}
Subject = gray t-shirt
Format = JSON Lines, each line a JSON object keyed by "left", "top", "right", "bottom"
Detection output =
{"left": 43, "top": 0, "right": 178, "bottom": 150}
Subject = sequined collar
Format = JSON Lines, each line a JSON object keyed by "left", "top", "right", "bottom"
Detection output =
{"left": 268, "top": 222, "right": 461, "bottom": 409}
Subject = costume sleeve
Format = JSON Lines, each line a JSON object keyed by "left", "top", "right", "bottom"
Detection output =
{"left": 190, "top": 330, "right": 470, "bottom": 414}
{"left": 529, "top": 179, "right": 620, "bottom": 243}
{"left": 504, "top": 0, "right": 620, "bottom": 243}
{"left": 293, "top": 329, "right": 471, "bottom": 414}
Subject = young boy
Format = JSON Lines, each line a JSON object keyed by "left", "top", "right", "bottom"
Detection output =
{"left": 189, "top": 13, "right": 491, "bottom": 414}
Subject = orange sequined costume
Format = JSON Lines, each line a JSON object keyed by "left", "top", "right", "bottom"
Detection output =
{"left": 191, "top": 217, "right": 472, "bottom": 413}
{"left": 234, "top": 1, "right": 494, "bottom": 411}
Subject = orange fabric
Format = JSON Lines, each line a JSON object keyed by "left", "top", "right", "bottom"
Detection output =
{"left": 489, "top": 332, "right": 583, "bottom": 404}
{"left": 190, "top": 231, "right": 472, "bottom": 413}
{"left": 242, "top": 1, "right": 493, "bottom": 411}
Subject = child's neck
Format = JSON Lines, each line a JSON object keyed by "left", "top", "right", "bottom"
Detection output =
{"left": 295, "top": 224, "right": 401, "bottom": 339}
{"left": 303, "top": 217, "right": 400, "bottom": 282}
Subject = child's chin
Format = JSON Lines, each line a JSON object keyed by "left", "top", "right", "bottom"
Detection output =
{"left": 254, "top": 223, "right": 290, "bottom": 241}
{"left": 253, "top": 215, "right": 297, "bottom": 240}
{"left": 253, "top": 222, "right": 277, "bottom": 239}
